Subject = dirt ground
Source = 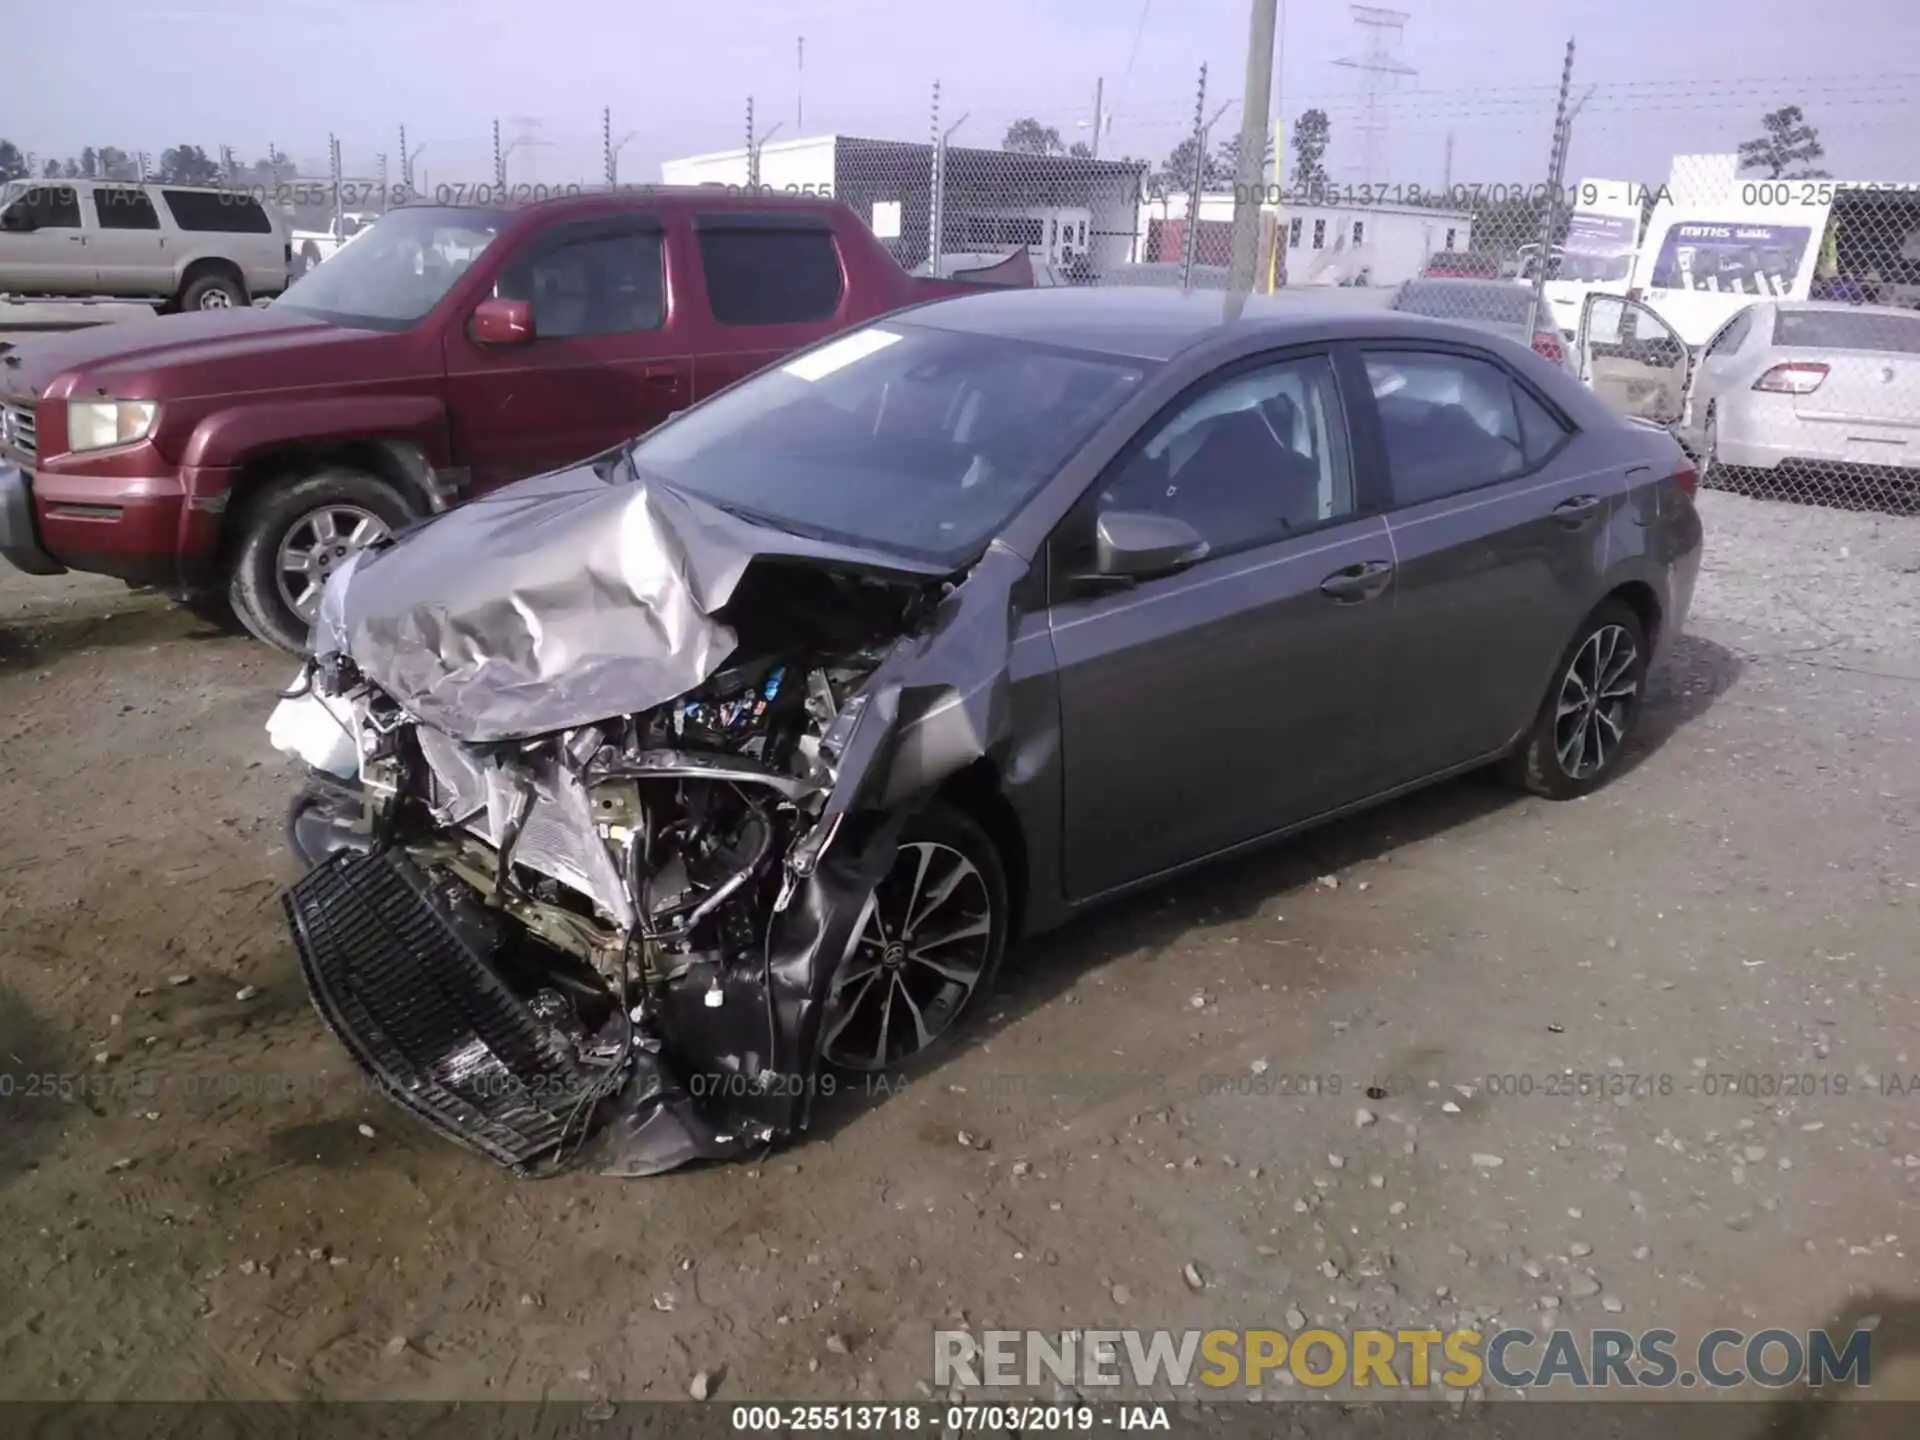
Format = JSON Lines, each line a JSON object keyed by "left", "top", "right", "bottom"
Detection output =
{"left": 1, "top": 491, "right": 1917, "bottom": 1410}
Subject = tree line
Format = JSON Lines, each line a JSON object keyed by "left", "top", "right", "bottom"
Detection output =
{"left": 0, "top": 141, "right": 297, "bottom": 188}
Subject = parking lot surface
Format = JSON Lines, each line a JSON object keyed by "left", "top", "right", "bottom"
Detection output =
{"left": 0, "top": 490, "right": 1916, "bottom": 1406}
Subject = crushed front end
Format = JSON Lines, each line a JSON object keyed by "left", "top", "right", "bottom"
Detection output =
{"left": 270, "top": 464, "right": 1021, "bottom": 1175}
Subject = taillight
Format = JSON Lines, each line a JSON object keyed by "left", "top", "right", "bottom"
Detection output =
{"left": 1532, "top": 330, "right": 1564, "bottom": 363}
{"left": 1673, "top": 464, "right": 1698, "bottom": 496}
{"left": 1753, "top": 362, "right": 1828, "bottom": 394}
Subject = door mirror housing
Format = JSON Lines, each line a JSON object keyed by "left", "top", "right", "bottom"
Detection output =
{"left": 470, "top": 297, "right": 535, "bottom": 346}
{"left": 0, "top": 207, "right": 36, "bottom": 233}
{"left": 1093, "top": 510, "right": 1209, "bottom": 580}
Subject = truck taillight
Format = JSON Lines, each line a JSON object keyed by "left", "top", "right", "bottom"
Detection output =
{"left": 1532, "top": 330, "right": 1564, "bottom": 364}
{"left": 1753, "top": 362, "right": 1828, "bottom": 394}
{"left": 1674, "top": 464, "right": 1698, "bottom": 496}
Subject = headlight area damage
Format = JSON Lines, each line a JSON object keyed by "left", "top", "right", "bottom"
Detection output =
{"left": 274, "top": 460, "right": 1023, "bottom": 1176}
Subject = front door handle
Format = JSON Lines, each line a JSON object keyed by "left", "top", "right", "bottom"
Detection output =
{"left": 1319, "top": 559, "right": 1394, "bottom": 603}
{"left": 1552, "top": 494, "right": 1604, "bottom": 527}
{"left": 641, "top": 364, "right": 681, "bottom": 383}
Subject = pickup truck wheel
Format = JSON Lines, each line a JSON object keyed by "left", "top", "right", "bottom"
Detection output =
{"left": 227, "top": 470, "right": 415, "bottom": 654}
{"left": 178, "top": 271, "right": 247, "bottom": 311}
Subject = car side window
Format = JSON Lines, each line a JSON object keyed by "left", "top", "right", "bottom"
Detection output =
{"left": 95, "top": 186, "right": 161, "bottom": 231}
{"left": 1363, "top": 350, "right": 1534, "bottom": 506}
{"left": 1094, "top": 353, "right": 1355, "bottom": 556}
{"left": 1512, "top": 383, "right": 1573, "bottom": 466}
{"left": 495, "top": 229, "right": 665, "bottom": 338}
{"left": 697, "top": 225, "right": 845, "bottom": 326}
{"left": 1703, "top": 310, "right": 1751, "bottom": 360}
{"left": 17, "top": 185, "right": 81, "bottom": 229}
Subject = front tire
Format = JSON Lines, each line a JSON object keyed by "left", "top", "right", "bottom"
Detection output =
{"left": 178, "top": 270, "right": 247, "bottom": 311}
{"left": 226, "top": 470, "right": 415, "bottom": 654}
{"left": 1506, "top": 600, "right": 1649, "bottom": 800}
{"left": 820, "top": 803, "right": 1008, "bottom": 1074}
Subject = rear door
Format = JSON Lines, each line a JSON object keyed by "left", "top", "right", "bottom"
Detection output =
{"left": 1576, "top": 293, "right": 1692, "bottom": 427}
{"left": 90, "top": 185, "right": 169, "bottom": 295}
{"left": 160, "top": 188, "right": 286, "bottom": 296}
{"left": 687, "top": 212, "right": 851, "bottom": 401}
{"left": 1348, "top": 342, "right": 1615, "bottom": 781}
{"left": 0, "top": 184, "right": 92, "bottom": 294}
{"left": 1049, "top": 348, "right": 1402, "bottom": 899}
{"left": 443, "top": 214, "right": 691, "bottom": 489}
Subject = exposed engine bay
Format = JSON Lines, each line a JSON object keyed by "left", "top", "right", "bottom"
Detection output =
{"left": 272, "top": 462, "right": 1025, "bottom": 1175}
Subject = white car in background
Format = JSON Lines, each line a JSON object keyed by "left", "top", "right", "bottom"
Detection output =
{"left": 1674, "top": 300, "right": 1920, "bottom": 492}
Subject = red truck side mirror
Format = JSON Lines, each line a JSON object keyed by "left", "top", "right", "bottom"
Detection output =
{"left": 470, "top": 297, "right": 535, "bottom": 346}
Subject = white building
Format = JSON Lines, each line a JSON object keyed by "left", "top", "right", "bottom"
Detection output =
{"left": 1135, "top": 191, "right": 1474, "bottom": 287}
{"left": 662, "top": 135, "right": 1149, "bottom": 277}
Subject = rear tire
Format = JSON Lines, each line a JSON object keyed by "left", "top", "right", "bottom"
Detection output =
{"left": 1504, "top": 600, "right": 1650, "bottom": 800}
{"left": 226, "top": 469, "right": 416, "bottom": 655}
{"left": 177, "top": 269, "right": 247, "bottom": 311}
{"left": 819, "top": 803, "right": 1008, "bottom": 1076}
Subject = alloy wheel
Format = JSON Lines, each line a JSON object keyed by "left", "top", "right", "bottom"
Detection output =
{"left": 275, "top": 505, "right": 390, "bottom": 623}
{"left": 822, "top": 840, "right": 994, "bottom": 1072}
{"left": 1553, "top": 623, "right": 1639, "bottom": 780}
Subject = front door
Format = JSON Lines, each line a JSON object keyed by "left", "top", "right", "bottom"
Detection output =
{"left": 1049, "top": 349, "right": 1401, "bottom": 900}
{"left": 1577, "top": 293, "right": 1692, "bottom": 427}
{"left": 0, "top": 184, "right": 92, "bottom": 295}
{"left": 1349, "top": 343, "right": 1618, "bottom": 781}
{"left": 443, "top": 216, "right": 691, "bottom": 491}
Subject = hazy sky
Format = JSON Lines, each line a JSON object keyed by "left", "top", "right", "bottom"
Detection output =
{"left": 8, "top": 0, "right": 1917, "bottom": 191}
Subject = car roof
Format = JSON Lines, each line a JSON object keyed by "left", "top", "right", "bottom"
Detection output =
{"left": 394, "top": 185, "right": 847, "bottom": 219}
{"left": 899, "top": 285, "right": 1502, "bottom": 362}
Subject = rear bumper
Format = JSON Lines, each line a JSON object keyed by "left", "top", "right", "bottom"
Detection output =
{"left": 0, "top": 464, "right": 67, "bottom": 576}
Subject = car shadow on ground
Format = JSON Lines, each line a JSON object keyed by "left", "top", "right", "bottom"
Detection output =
{"left": 0, "top": 982, "right": 84, "bottom": 1190}
{"left": 0, "top": 601, "right": 235, "bottom": 672}
{"left": 807, "top": 631, "right": 1747, "bottom": 1139}
{"left": 1748, "top": 1292, "right": 1918, "bottom": 1432}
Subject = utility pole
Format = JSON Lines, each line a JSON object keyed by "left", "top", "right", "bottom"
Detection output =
{"left": 329, "top": 134, "right": 343, "bottom": 237}
{"left": 603, "top": 106, "right": 613, "bottom": 187}
{"left": 1228, "top": 0, "right": 1279, "bottom": 293}
{"left": 1181, "top": 63, "right": 1208, "bottom": 292}
{"left": 745, "top": 95, "right": 755, "bottom": 188}
{"left": 797, "top": 37, "right": 805, "bottom": 132}
{"left": 1091, "top": 76, "right": 1105, "bottom": 159}
{"left": 1527, "top": 37, "right": 1576, "bottom": 339}
{"left": 1443, "top": 131, "right": 1455, "bottom": 194}
{"left": 492, "top": 118, "right": 505, "bottom": 189}
{"left": 375, "top": 152, "right": 389, "bottom": 211}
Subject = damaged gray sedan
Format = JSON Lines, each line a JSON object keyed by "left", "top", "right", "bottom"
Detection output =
{"left": 268, "top": 289, "right": 1702, "bottom": 1175}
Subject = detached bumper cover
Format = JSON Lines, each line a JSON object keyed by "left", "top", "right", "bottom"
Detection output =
{"left": 0, "top": 464, "right": 66, "bottom": 576}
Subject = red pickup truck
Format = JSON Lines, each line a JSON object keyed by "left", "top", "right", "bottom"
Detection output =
{"left": 0, "top": 189, "right": 1029, "bottom": 650}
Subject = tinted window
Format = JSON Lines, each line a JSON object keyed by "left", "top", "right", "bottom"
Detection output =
{"left": 1395, "top": 280, "right": 1533, "bottom": 325}
{"left": 1773, "top": 307, "right": 1920, "bottom": 354}
{"left": 10, "top": 185, "right": 80, "bottom": 229}
{"left": 1098, "top": 354, "right": 1354, "bottom": 555}
{"left": 495, "top": 229, "right": 664, "bottom": 337}
{"left": 1364, "top": 351, "right": 1531, "bottom": 505}
{"left": 1513, "top": 384, "right": 1573, "bottom": 465}
{"left": 698, "top": 226, "right": 843, "bottom": 326}
{"left": 632, "top": 323, "right": 1143, "bottom": 565}
{"left": 162, "top": 189, "right": 273, "bottom": 234}
{"left": 95, "top": 186, "right": 161, "bottom": 230}
{"left": 1705, "top": 310, "right": 1753, "bottom": 359}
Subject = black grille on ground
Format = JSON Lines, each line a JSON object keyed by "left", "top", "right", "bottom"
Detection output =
{"left": 284, "top": 848, "right": 607, "bottom": 1168}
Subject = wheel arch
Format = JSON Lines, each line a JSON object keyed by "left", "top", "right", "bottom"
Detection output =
{"left": 931, "top": 759, "right": 1030, "bottom": 941}
{"left": 211, "top": 438, "right": 439, "bottom": 574}
{"left": 1600, "top": 578, "right": 1662, "bottom": 655}
{"left": 176, "top": 255, "right": 247, "bottom": 300}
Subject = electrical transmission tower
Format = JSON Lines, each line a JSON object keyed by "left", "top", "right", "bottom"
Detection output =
{"left": 1332, "top": 5, "right": 1417, "bottom": 190}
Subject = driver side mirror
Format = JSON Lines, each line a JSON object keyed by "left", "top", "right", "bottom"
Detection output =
{"left": 470, "top": 296, "right": 534, "bottom": 346}
{"left": 0, "top": 208, "right": 36, "bottom": 233}
{"left": 1093, "top": 510, "right": 1209, "bottom": 581}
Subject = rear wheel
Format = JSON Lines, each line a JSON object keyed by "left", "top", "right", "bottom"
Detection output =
{"left": 1505, "top": 600, "right": 1649, "bottom": 800}
{"left": 820, "top": 804, "right": 1007, "bottom": 1074}
{"left": 178, "top": 269, "right": 247, "bottom": 311}
{"left": 227, "top": 469, "right": 415, "bottom": 654}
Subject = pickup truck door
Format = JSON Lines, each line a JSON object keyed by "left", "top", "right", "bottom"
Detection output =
{"left": 89, "top": 186, "right": 171, "bottom": 296}
{"left": 443, "top": 214, "right": 693, "bottom": 491}
{"left": 687, "top": 212, "right": 857, "bottom": 402}
{"left": 0, "top": 185, "right": 94, "bottom": 295}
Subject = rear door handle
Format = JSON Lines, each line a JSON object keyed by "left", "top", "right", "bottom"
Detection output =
{"left": 641, "top": 364, "right": 682, "bottom": 387}
{"left": 1319, "top": 559, "right": 1394, "bottom": 603}
{"left": 1552, "top": 494, "right": 1604, "bottom": 527}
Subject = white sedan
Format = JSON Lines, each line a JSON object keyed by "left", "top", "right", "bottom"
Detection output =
{"left": 1676, "top": 300, "right": 1920, "bottom": 493}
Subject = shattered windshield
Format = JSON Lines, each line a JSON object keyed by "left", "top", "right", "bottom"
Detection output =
{"left": 275, "top": 205, "right": 507, "bottom": 328}
{"left": 631, "top": 323, "right": 1147, "bottom": 565}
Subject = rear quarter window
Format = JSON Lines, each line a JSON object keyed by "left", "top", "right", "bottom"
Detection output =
{"left": 1772, "top": 308, "right": 1920, "bottom": 354}
{"left": 696, "top": 224, "right": 844, "bottom": 326}
{"left": 162, "top": 190, "right": 275, "bottom": 235}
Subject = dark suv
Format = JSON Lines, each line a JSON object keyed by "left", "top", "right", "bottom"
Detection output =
{"left": 0, "top": 189, "right": 1027, "bottom": 650}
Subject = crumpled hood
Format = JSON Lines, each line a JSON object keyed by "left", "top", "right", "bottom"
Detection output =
{"left": 314, "top": 454, "right": 951, "bottom": 743}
